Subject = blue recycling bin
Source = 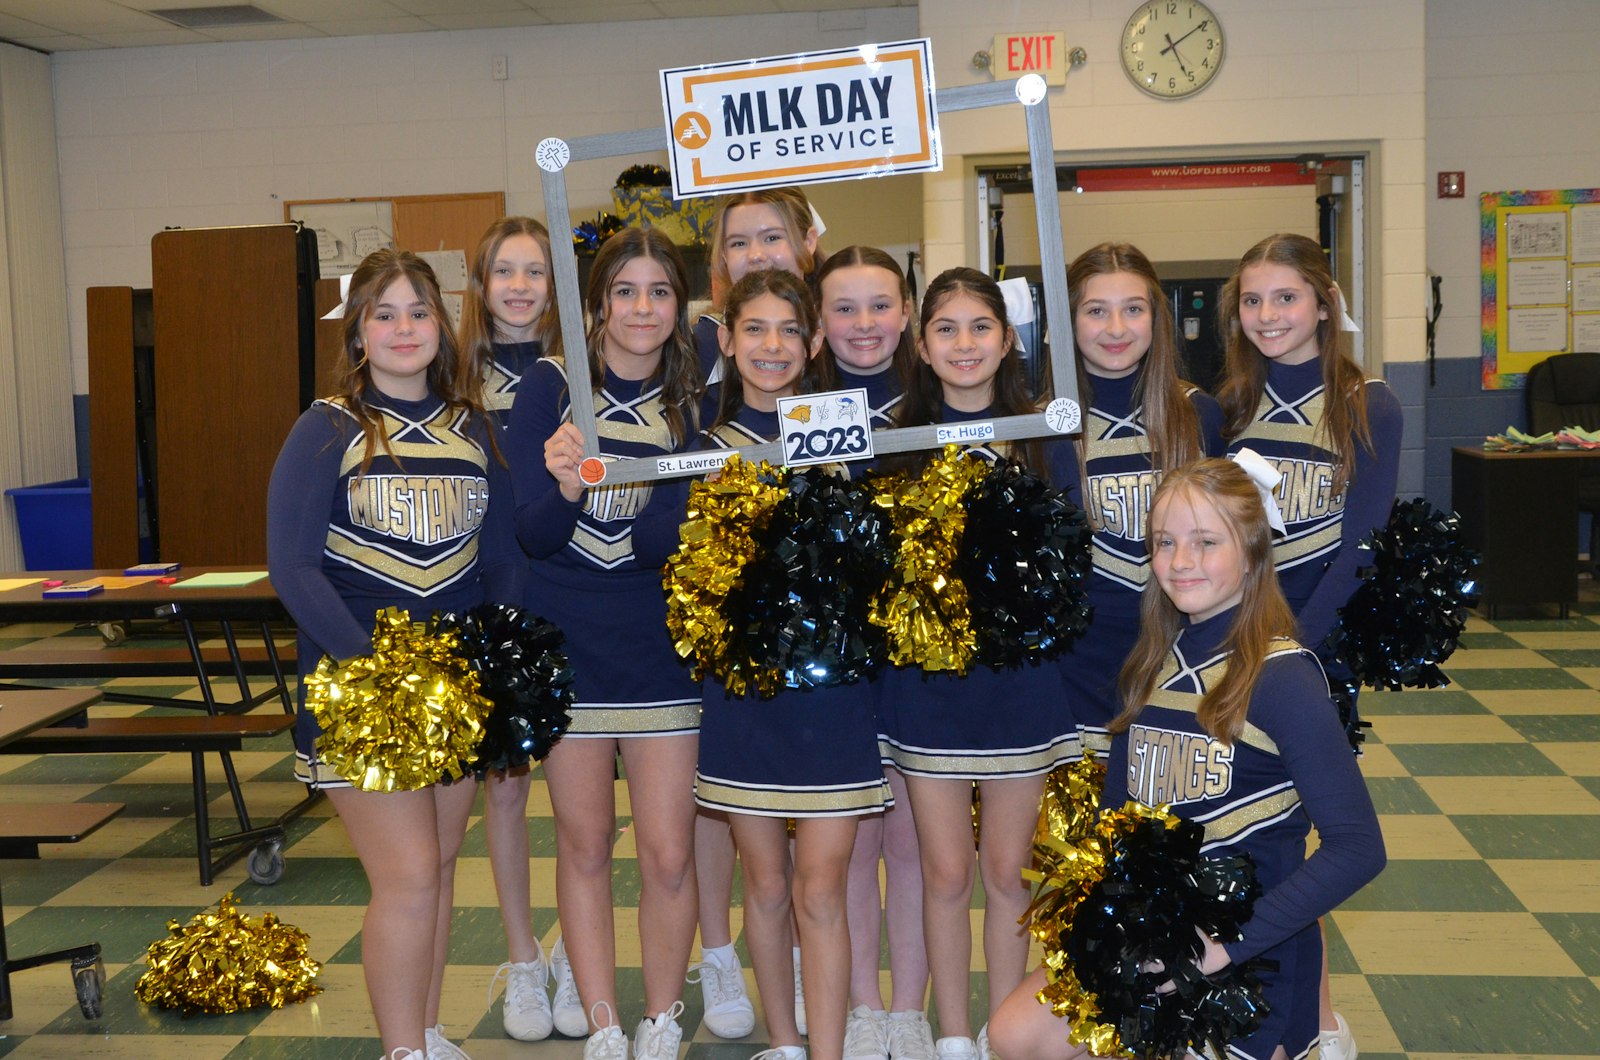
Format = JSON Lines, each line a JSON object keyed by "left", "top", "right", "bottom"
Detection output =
{"left": 5, "top": 478, "right": 92, "bottom": 571}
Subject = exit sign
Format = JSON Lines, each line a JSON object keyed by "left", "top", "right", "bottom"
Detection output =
{"left": 992, "top": 32, "right": 1067, "bottom": 85}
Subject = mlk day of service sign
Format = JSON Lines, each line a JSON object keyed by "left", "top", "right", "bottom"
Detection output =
{"left": 659, "top": 38, "right": 942, "bottom": 199}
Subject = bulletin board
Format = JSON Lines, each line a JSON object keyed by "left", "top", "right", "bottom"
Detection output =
{"left": 284, "top": 192, "right": 506, "bottom": 324}
{"left": 1480, "top": 187, "right": 1600, "bottom": 389}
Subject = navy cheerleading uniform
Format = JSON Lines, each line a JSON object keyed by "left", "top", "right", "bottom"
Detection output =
{"left": 267, "top": 392, "right": 523, "bottom": 788}
{"left": 646, "top": 405, "right": 890, "bottom": 817}
{"left": 1062, "top": 367, "right": 1224, "bottom": 756}
{"left": 482, "top": 338, "right": 542, "bottom": 428}
{"left": 1225, "top": 358, "right": 1402, "bottom": 650}
{"left": 1103, "top": 607, "right": 1385, "bottom": 1060}
{"left": 876, "top": 405, "right": 1080, "bottom": 779}
{"left": 506, "top": 357, "right": 701, "bottom": 737}
{"left": 834, "top": 362, "right": 904, "bottom": 428}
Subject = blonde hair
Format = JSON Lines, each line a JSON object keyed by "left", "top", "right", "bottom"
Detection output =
{"left": 708, "top": 188, "right": 819, "bottom": 308}
{"left": 1216, "top": 232, "right": 1373, "bottom": 495}
{"left": 1111, "top": 458, "right": 1296, "bottom": 743}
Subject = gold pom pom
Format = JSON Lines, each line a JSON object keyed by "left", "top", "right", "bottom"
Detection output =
{"left": 663, "top": 454, "right": 787, "bottom": 697}
{"left": 305, "top": 607, "right": 492, "bottom": 791}
{"left": 870, "top": 447, "right": 987, "bottom": 671}
{"left": 135, "top": 892, "right": 322, "bottom": 1015}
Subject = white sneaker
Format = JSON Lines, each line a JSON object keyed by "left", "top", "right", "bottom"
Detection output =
{"left": 552, "top": 937, "right": 589, "bottom": 1037}
{"left": 887, "top": 1011, "right": 936, "bottom": 1060}
{"left": 843, "top": 1006, "right": 890, "bottom": 1060}
{"left": 490, "top": 954, "right": 554, "bottom": 1041}
{"left": 688, "top": 953, "right": 756, "bottom": 1038}
{"left": 792, "top": 949, "right": 807, "bottom": 1036}
{"left": 934, "top": 1036, "right": 978, "bottom": 1060}
{"left": 1320, "top": 1012, "right": 1358, "bottom": 1060}
{"left": 584, "top": 1001, "right": 630, "bottom": 1060}
{"left": 751, "top": 1048, "right": 807, "bottom": 1060}
{"left": 387, "top": 1049, "right": 424, "bottom": 1060}
{"left": 975, "top": 1024, "right": 994, "bottom": 1060}
{"left": 424, "top": 1024, "right": 471, "bottom": 1060}
{"left": 634, "top": 1000, "right": 686, "bottom": 1060}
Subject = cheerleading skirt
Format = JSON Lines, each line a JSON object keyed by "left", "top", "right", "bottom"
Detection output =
{"left": 1057, "top": 603, "right": 1142, "bottom": 759}
{"left": 525, "top": 564, "right": 700, "bottom": 738}
{"left": 696, "top": 679, "right": 890, "bottom": 818}
{"left": 876, "top": 662, "right": 1077, "bottom": 779}
{"left": 292, "top": 700, "right": 354, "bottom": 790}
{"left": 1209, "top": 920, "right": 1320, "bottom": 1060}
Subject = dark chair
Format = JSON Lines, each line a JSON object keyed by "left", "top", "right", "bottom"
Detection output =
{"left": 1525, "top": 352, "right": 1600, "bottom": 570}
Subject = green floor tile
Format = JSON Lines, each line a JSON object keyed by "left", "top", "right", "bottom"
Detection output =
{"left": 1334, "top": 860, "right": 1523, "bottom": 912}
{"left": 125, "top": 814, "right": 322, "bottom": 859}
{"left": 1367, "top": 973, "right": 1600, "bottom": 1053}
{"left": 459, "top": 814, "right": 558, "bottom": 858}
{"left": 1323, "top": 914, "right": 1358, "bottom": 974}
{"left": 1536, "top": 647, "right": 1600, "bottom": 667}
{"left": 1487, "top": 614, "right": 1600, "bottom": 632}
{"left": 1356, "top": 689, "right": 1489, "bottom": 716}
{"left": 2, "top": 751, "right": 162, "bottom": 784}
{"left": 1445, "top": 667, "right": 1589, "bottom": 690}
{"left": 230, "top": 856, "right": 372, "bottom": 906}
{"left": 96, "top": 781, "right": 219, "bottom": 817}
{"left": 1452, "top": 814, "right": 1600, "bottom": 859}
{"left": 1504, "top": 713, "right": 1600, "bottom": 742}
{"left": 224, "top": 1036, "right": 377, "bottom": 1059}
{"left": 1578, "top": 775, "right": 1600, "bottom": 800}
{"left": 1360, "top": 777, "right": 1441, "bottom": 814}
{"left": 0, "top": 856, "right": 112, "bottom": 905}
{"left": 1387, "top": 742, "right": 1561, "bottom": 776}
{"left": 34, "top": 962, "right": 272, "bottom": 1036}
{"left": 445, "top": 905, "right": 561, "bottom": 964}
{"left": 5, "top": 904, "right": 203, "bottom": 964}
{"left": 1535, "top": 913, "right": 1600, "bottom": 975}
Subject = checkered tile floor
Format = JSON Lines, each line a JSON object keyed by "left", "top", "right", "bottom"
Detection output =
{"left": 1, "top": 595, "right": 1597, "bottom": 1059}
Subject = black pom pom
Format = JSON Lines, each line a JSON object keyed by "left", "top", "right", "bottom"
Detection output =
{"left": 726, "top": 468, "right": 895, "bottom": 694}
{"left": 435, "top": 604, "right": 575, "bottom": 773}
{"left": 1065, "top": 813, "right": 1269, "bottom": 1058}
{"left": 1323, "top": 499, "right": 1481, "bottom": 692}
{"left": 959, "top": 461, "right": 1095, "bottom": 669}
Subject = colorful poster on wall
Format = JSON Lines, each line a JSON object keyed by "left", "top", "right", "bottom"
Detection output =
{"left": 1480, "top": 188, "right": 1600, "bottom": 389}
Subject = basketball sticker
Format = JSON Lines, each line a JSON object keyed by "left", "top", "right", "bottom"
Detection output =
{"left": 579, "top": 457, "right": 608, "bottom": 486}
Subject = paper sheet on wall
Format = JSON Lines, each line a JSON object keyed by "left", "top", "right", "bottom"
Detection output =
{"left": 1509, "top": 306, "right": 1569, "bottom": 353}
{"left": 1572, "top": 204, "right": 1600, "bottom": 263}
{"left": 442, "top": 292, "right": 463, "bottom": 329}
{"left": 1574, "top": 313, "right": 1600, "bottom": 352}
{"left": 293, "top": 201, "right": 395, "bottom": 273}
{"left": 1573, "top": 266, "right": 1600, "bottom": 313}
{"left": 1508, "top": 259, "right": 1570, "bottom": 306}
{"left": 418, "top": 250, "right": 469, "bottom": 293}
{"left": 1507, "top": 212, "right": 1568, "bottom": 259}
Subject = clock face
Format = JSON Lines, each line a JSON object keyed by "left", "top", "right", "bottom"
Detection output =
{"left": 1121, "top": 0, "right": 1225, "bottom": 99}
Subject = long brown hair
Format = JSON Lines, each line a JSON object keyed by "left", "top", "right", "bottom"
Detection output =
{"left": 1068, "top": 242, "right": 1205, "bottom": 517}
{"left": 1215, "top": 233, "right": 1373, "bottom": 494}
{"left": 336, "top": 247, "right": 488, "bottom": 479}
{"left": 893, "top": 266, "right": 1043, "bottom": 473}
{"left": 459, "top": 216, "right": 562, "bottom": 384}
{"left": 708, "top": 187, "right": 821, "bottom": 308}
{"left": 1111, "top": 459, "right": 1297, "bottom": 743}
{"left": 712, "top": 268, "right": 824, "bottom": 428}
{"left": 583, "top": 226, "right": 702, "bottom": 446}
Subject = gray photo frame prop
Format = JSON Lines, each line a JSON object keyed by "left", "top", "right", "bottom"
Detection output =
{"left": 534, "top": 73, "right": 1081, "bottom": 486}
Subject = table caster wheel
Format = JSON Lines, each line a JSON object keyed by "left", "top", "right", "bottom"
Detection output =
{"left": 72, "top": 953, "right": 106, "bottom": 1020}
{"left": 248, "top": 839, "right": 285, "bottom": 885}
{"left": 97, "top": 621, "right": 128, "bottom": 645}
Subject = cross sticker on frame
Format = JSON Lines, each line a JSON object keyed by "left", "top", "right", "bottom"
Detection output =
{"left": 535, "top": 39, "right": 1082, "bottom": 486}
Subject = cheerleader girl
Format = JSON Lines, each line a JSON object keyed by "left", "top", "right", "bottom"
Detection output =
{"left": 267, "top": 248, "right": 522, "bottom": 1060}
{"left": 988, "top": 456, "right": 1387, "bottom": 1060}
{"left": 689, "top": 187, "right": 823, "bottom": 1042}
{"left": 881, "top": 267, "right": 1078, "bottom": 1060}
{"left": 1216, "top": 233, "right": 1401, "bottom": 1060}
{"left": 507, "top": 227, "right": 703, "bottom": 1060}
{"left": 645, "top": 267, "right": 889, "bottom": 1060}
{"left": 459, "top": 216, "right": 585, "bottom": 1042}
{"left": 1061, "top": 242, "right": 1224, "bottom": 759}
{"left": 816, "top": 246, "right": 934, "bottom": 1060}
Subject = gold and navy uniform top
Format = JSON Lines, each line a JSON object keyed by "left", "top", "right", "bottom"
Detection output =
{"left": 1103, "top": 605, "right": 1386, "bottom": 968}
{"left": 267, "top": 390, "right": 521, "bottom": 668}
{"left": 483, "top": 339, "right": 542, "bottom": 427}
{"left": 508, "top": 357, "right": 688, "bottom": 581}
{"left": 1226, "top": 357, "right": 1403, "bottom": 647}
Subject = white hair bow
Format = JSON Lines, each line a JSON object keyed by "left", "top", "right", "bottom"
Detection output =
{"left": 1229, "top": 447, "right": 1287, "bottom": 535}
{"left": 1331, "top": 282, "right": 1360, "bottom": 333}
{"left": 997, "top": 277, "right": 1035, "bottom": 354}
{"left": 322, "top": 273, "right": 353, "bottom": 320}
{"left": 808, "top": 203, "right": 827, "bottom": 239}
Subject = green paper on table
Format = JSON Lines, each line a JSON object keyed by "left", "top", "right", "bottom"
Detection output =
{"left": 174, "top": 571, "right": 269, "bottom": 588}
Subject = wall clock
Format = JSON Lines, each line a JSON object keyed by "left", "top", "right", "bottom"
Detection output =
{"left": 1121, "top": 0, "right": 1225, "bottom": 100}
